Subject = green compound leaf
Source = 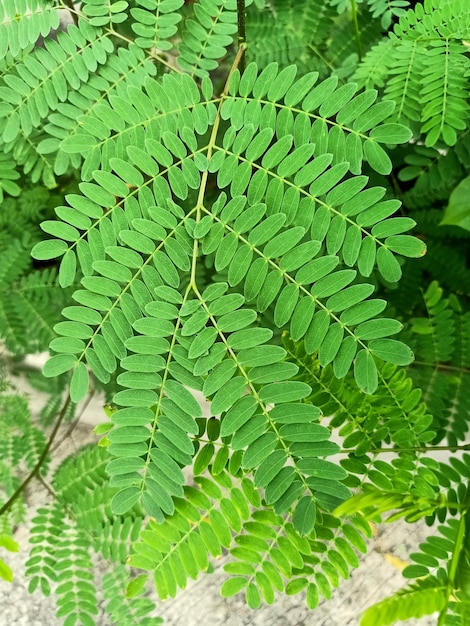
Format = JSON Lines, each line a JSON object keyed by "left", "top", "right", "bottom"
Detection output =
{"left": 360, "top": 578, "right": 447, "bottom": 626}
{"left": 11, "top": 38, "right": 429, "bottom": 599}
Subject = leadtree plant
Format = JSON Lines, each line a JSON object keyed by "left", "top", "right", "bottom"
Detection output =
{"left": 1, "top": 0, "right": 470, "bottom": 624}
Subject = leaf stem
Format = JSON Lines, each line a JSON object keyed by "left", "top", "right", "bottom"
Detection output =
{"left": 439, "top": 508, "right": 467, "bottom": 624}
{"left": 354, "top": 443, "right": 470, "bottom": 454}
{"left": 0, "top": 395, "right": 71, "bottom": 518}
{"left": 350, "top": 0, "right": 363, "bottom": 62}
{"left": 189, "top": 44, "right": 246, "bottom": 288}
{"left": 412, "top": 360, "right": 470, "bottom": 375}
{"left": 448, "top": 513, "right": 466, "bottom": 587}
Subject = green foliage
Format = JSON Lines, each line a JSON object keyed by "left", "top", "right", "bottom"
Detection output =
{"left": 360, "top": 576, "right": 448, "bottom": 626}
{"left": 0, "top": 1, "right": 470, "bottom": 625}
{"left": 25, "top": 445, "right": 154, "bottom": 623}
{"left": 0, "top": 532, "right": 19, "bottom": 583}
{"left": 0, "top": 184, "right": 75, "bottom": 354}
{"left": 355, "top": 0, "right": 470, "bottom": 147}
{"left": 442, "top": 175, "right": 470, "bottom": 231}
{"left": 245, "top": 0, "right": 337, "bottom": 73}
{"left": 0, "top": 389, "right": 47, "bottom": 521}
{"left": 129, "top": 470, "right": 372, "bottom": 607}
{"left": 408, "top": 281, "right": 470, "bottom": 445}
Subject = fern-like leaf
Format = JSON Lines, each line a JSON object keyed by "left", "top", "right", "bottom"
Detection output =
{"left": 178, "top": 0, "right": 238, "bottom": 77}
{"left": 29, "top": 62, "right": 425, "bottom": 524}
{"left": 355, "top": 0, "right": 470, "bottom": 146}
{"left": 0, "top": 0, "right": 60, "bottom": 59}
{"left": 360, "top": 576, "right": 447, "bottom": 626}
{"left": 367, "top": 0, "right": 410, "bottom": 30}
{"left": 409, "top": 282, "right": 470, "bottom": 445}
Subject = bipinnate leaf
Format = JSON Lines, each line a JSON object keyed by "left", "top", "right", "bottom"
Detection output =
{"left": 360, "top": 578, "right": 447, "bottom": 626}
{"left": 3, "top": 1, "right": 468, "bottom": 624}
{"left": 10, "top": 34, "right": 429, "bottom": 608}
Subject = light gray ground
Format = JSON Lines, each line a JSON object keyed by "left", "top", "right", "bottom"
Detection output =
{"left": 1, "top": 363, "right": 438, "bottom": 626}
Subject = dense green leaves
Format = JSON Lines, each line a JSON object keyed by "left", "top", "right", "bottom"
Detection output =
{"left": 355, "top": 0, "right": 470, "bottom": 148}
{"left": 3, "top": 0, "right": 465, "bottom": 623}
{"left": 36, "top": 57, "right": 422, "bottom": 407}
{"left": 360, "top": 578, "right": 447, "bottom": 626}
{"left": 27, "top": 47, "right": 425, "bottom": 549}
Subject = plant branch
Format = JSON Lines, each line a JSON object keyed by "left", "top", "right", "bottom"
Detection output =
{"left": 223, "top": 42, "right": 247, "bottom": 96}
{"left": 237, "top": 0, "right": 246, "bottom": 73}
{"left": 62, "top": 0, "right": 79, "bottom": 26}
{"left": 189, "top": 41, "right": 247, "bottom": 288}
{"left": 412, "top": 360, "right": 470, "bottom": 375}
{"left": 52, "top": 388, "right": 96, "bottom": 452}
{"left": 341, "top": 443, "right": 470, "bottom": 455}
{"left": 439, "top": 509, "right": 467, "bottom": 624}
{"left": 37, "top": 474, "right": 57, "bottom": 500}
{"left": 0, "top": 395, "right": 71, "bottom": 518}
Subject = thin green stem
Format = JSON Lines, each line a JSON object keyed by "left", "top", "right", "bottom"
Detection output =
{"left": 0, "top": 395, "right": 71, "bottom": 518}
{"left": 355, "top": 443, "right": 470, "bottom": 455}
{"left": 189, "top": 45, "right": 246, "bottom": 288}
{"left": 412, "top": 360, "right": 470, "bottom": 375}
{"left": 237, "top": 0, "right": 246, "bottom": 73}
{"left": 438, "top": 509, "right": 467, "bottom": 624}
{"left": 350, "top": 0, "right": 363, "bottom": 62}
{"left": 449, "top": 516, "right": 467, "bottom": 588}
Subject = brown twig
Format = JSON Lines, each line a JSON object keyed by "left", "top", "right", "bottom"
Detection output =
{"left": 62, "top": 0, "right": 79, "bottom": 26}
{"left": 0, "top": 395, "right": 71, "bottom": 517}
